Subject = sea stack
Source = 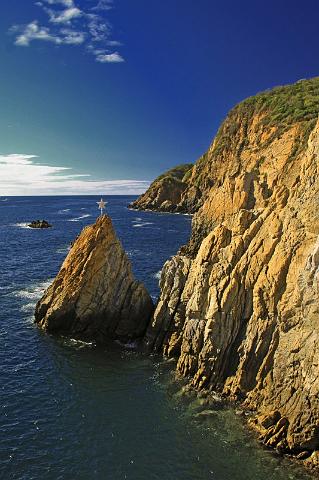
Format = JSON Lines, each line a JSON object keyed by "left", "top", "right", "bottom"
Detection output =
{"left": 35, "top": 215, "right": 153, "bottom": 342}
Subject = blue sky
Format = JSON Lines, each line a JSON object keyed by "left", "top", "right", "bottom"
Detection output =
{"left": 0, "top": 0, "right": 318, "bottom": 195}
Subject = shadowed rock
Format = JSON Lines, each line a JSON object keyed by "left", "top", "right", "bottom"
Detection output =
{"left": 28, "top": 220, "right": 52, "bottom": 228}
{"left": 35, "top": 215, "right": 153, "bottom": 342}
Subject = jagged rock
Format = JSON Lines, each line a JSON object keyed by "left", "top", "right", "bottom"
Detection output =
{"left": 28, "top": 220, "right": 52, "bottom": 228}
{"left": 144, "top": 78, "right": 319, "bottom": 464}
{"left": 304, "top": 450, "right": 319, "bottom": 469}
{"left": 35, "top": 215, "right": 153, "bottom": 341}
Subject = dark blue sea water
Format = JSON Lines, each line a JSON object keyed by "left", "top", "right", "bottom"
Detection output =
{"left": 0, "top": 196, "right": 312, "bottom": 480}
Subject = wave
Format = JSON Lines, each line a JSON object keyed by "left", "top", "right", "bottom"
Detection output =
{"left": 68, "top": 214, "right": 91, "bottom": 222}
{"left": 13, "top": 222, "right": 32, "bottom": 229}
{"left": 56, "top": 246, "right": 70, "bottom": 254}
{"left": 153, "top": 270, "right": 162, "bottom": 280}
{"left": 58, "top": 208, "right": 71, "bottom": 214}
{"left": 0, "top": 198, "right": 8, "bottom": 202}
{"left": 61, "top": 338, "right": 95, "bottom": 349}
{"left": 15, "top": 279, "right": 53, "bottom": 300}
{"left": 20, "top": 302, "right": 38, "bottom": 313}
{"left": 132, "top": 222, "right": 154, "bottom": 228}
{"left": 13, "top": 279, "right": 53, "bottom": 312}
{"left": 126, "top": 249, "right": 141, "bottom": 258}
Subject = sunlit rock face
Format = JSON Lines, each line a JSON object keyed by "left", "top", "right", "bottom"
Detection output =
{"left": 129, "top": 163, "right": 194, "bottom": 213}
{"left": 35, "top": 215, "right": 154, "bottom": 342}
{"left": 145, "top": 78, "right": 319, "bottom": 463}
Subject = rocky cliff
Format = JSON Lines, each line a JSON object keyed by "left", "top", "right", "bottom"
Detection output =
{"left": 129, "top": 163, "right": 193, "bottom": 212}
{"left": 144, "top": 78, "right": 319, "bottom": 467}
{"left": 35, "top": 215, "right": 153, "bottom": 342}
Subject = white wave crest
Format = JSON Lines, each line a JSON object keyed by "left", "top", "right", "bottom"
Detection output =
{"left": 68, "top": 214, "right": 91, "bottom": 222}
{"left": 13, "top": 222, "right": 32, "bottom": 229}
{"left": 56, "top": 246, "right": 70, "bottom": 254}
{"left": 153, "top": 270, "right": 162, "bottom": 280}
{"left": 13, "top": 278, "right": 53, "bottom": 302}
{"left": 58, "top": 208, "right": 71, "bottom": 214}
{"left": 132, "top": 222, "right": 154, "bottom": 228}
{"left": 62, "top": 338, "right": 95, "bottom": 349}
{"left": 14, "top": 279, "right": 53, "bottom": 311}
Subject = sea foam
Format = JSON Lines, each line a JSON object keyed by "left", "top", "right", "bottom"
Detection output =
{"left": 68, "top": 214, "right": 91, "bottom": 222}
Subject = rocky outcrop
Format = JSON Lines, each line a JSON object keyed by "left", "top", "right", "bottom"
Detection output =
{"left": 28, "top": 220, "right": 52, "bottom": 228}
{"left": 35, "top": 215, "right": 153, "bottom": 342}
{"left": 145, "top": 78, "right": 319, "bottom": 467}
{"left": 129, "top": 163, "right": 193, "bottom": 212}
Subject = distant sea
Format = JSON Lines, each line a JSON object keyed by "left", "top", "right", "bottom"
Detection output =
{"left": 0, "top": 196, "right": 311, "bottom": 480}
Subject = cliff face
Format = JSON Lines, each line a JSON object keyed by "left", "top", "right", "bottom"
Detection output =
{"left": 129, "top": 163, "right": 193, "bottom": 212}
{"left": 35, "top": 215, "right": 153, "bottom": 342}
{"left": 145, "top": 78, "right": 319, "bottom": 462}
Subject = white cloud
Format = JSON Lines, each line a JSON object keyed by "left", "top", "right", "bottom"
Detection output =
{"left": 60, "top": 28, "right": 85, "bottom": 44}
{"left": 48, "top": 6, "right": 82, "bottom": 24}
{"left": 91, "top": 0, "right": 113, "bottom": 11}
{"left": 96, "top": 51, "right": 124, "bottom": 63}
{"left": 14, "top": 21, "right": 85, "bottom": 46}
{"left": 87, "top": 14, "right": 110, "bottom": 42}
{"left": 14, "top": 21, "right": 62, "bottom": 46}
{"left": 44, "top": 0, "right": 75, "bottom": 6}
{"left": 0, "top": 154, "right": 150, "bottom": 196}
{"left": 10, "top": 1, "right": 124, "bottom": 63}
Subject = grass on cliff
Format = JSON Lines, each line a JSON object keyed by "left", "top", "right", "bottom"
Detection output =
{"left": 213, "top": 77, "right": 319, "bottom": 157}
{"left": 153, "top": 163, "right": 193, "bottom": 184}
{"left": 240, "top": 77, "right": 319, "bottom": 127}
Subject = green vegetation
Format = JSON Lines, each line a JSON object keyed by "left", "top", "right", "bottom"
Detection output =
{"left": 212, "top": 77, "right": 319, "bottom": 157}
{"left": 153, "top": 163, "right": 193, "bottom": 184}
{"left": 238, "top": 77, "right": 319, "bottom": 127}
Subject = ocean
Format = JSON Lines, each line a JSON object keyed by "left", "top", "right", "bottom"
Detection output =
{"left": 0, "top": 196, "right": 311, "bottom": 480}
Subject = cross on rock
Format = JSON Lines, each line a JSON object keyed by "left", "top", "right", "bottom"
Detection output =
{"left": 97, "top": 198, "right": 107, "bottom": 216}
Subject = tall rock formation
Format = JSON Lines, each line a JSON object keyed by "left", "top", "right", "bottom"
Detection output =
{"left": 144, "top": 78, "right": 319, "bottom": 465}
{"left": 35, "top": 215, "right": 153, "bottom": 342}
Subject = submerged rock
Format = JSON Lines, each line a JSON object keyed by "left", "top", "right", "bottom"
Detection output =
{"left": 35, "top": 215, "right": 153, "bottom": 342}
{"left": 28, "top": 220, "right": 52, "bottom": 228}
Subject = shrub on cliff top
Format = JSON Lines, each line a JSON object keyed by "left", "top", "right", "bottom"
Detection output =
{"left": 212, "top": 77, "right": 319, "bottom": 157}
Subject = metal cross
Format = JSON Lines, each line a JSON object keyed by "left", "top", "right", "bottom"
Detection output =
{"left": 97, "top": 198, "right": 107, "bottom": 216}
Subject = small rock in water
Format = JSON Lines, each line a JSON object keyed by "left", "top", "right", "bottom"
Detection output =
{"left": 28, "top": 220, "right": 52, "bottom": 229}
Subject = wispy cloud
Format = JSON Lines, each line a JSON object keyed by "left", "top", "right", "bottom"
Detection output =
{"left": 91, "top": 0, "right": 114, "bottom": 11}
{"left": 96, "top": 51, "right": 124, "bottom": 63}
{"left": 10, "top": 1, "right": 124, "bottom": 63}
{"left": 11, "top": 21, "right": 85, "bottom": 46}
{"left": 46, "top": 6, "right": 82, "bottom": 24}
{"left": 0, "top": 154, "right": 150, "bottom": 195}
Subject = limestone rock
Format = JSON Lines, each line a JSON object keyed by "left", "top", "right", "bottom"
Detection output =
{"left": 144, "top": 78, "right": 319, "bottom": 462}
{"left": 35, "top": 215, "right": 153, "bottom": 341}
